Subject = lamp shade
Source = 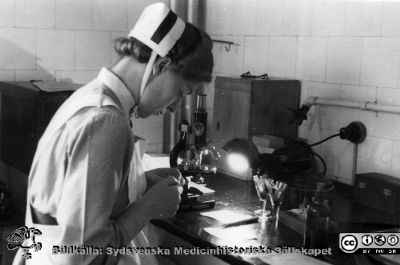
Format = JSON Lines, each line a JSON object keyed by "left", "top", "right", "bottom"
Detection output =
{"left": 222, "top": 138, "right": 260, "bottom": 169}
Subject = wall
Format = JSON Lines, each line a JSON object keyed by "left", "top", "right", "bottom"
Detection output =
{"left": 0, "top": 0, "right": 170, "bottom": 213}
{"left": 2, "top": 0, "right": 399, "bottom": 185}
{"left": 204, "top": 0, "right": 400, "bottom": 184}
{"left": 0, "top": 0, "right": 168, "bottom": 184}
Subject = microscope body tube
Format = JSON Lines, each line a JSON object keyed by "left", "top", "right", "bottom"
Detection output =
{"left": 193, "top": 94, "right": 207, "bottom": 149}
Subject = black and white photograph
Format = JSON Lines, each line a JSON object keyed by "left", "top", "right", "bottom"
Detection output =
{"left": 0, "top": 0, "right": 400, "bottom": 265}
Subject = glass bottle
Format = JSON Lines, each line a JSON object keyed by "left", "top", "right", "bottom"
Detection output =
{"left": 303, "top": 186, "right": 330, "bottom": 248}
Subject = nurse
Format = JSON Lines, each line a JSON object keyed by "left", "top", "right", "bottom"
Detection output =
{"left": 14, "top": 2, "right": 213, "bottom": 265}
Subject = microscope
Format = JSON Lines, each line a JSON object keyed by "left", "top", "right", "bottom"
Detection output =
{"left": 169, "top": 94, "right": 218, "bottom": 211}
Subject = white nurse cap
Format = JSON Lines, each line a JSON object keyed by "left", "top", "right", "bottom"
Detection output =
{"left": 129, "top": 2, "right": 186, "bottom": 96}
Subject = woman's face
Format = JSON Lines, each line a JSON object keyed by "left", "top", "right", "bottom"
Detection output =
{"left": 137, "top": 69, "right": 204, "bottom": 118}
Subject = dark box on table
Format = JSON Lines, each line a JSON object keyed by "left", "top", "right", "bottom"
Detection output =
{"left": 354, "top": 172, "right": 400, "bottom": 215}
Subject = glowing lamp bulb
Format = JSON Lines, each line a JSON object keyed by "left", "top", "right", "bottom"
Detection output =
{"left": 226, "top": 153, "right": 249, "bottom": 173}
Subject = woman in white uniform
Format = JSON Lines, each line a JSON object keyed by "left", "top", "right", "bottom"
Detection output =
{"left": 13, "top": 2, "right": 213, "bottom": 265}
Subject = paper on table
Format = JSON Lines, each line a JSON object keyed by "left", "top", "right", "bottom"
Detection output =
{"left": 256, "top": 253, "right": 331, "bottom": 265}
{"left": 204, "top": 226, "right": 257, "bottom": 242}
{"left": 201, "top": 210, "right": 254, "bottom": 224}
{"left": 189, "top": 182, "right": 215, "bottom": 194}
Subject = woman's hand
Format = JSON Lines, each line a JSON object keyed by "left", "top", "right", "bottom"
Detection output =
{"left": 145, "top": 168, "right": 184, "bottom": 189}
{"left": 140, "top": 176, "right": 183, "bottom": 219}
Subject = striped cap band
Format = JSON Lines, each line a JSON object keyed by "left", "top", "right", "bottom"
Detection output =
{"left": 129, "top": 2, "right": 185, "bottom": 57}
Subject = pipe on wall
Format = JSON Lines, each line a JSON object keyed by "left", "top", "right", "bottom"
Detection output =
{"left": 181, "top": 0, "right": 198, "bottom": 123}
{"left": 163, "top": 0, "right": 201, "bottom": 153}
{"left": 163, "top": 0, "right": 186, "bottom": 153}
{"left": 304, "top": 96, "right": 400, "bottom": 115}
{"left": 302, "top": 96, "right": 400, "bottom": 185}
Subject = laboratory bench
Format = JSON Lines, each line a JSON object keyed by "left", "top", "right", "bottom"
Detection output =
{"left": 0, "top": 170, "right": 397, "bottom": 265}
{"left": 151, "top": 173, "right": 398, "bottom": 265}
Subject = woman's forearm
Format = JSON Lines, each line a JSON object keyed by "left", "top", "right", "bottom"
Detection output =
{"left": 113, "top": 199, "right": 151, "bottom": 246}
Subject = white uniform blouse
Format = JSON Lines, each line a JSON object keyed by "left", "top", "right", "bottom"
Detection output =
{"left": 19, "top": 68, "right": 154, "bottom": 265}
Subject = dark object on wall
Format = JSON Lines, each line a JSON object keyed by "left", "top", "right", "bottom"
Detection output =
{"left": 355, "top": 172, "right": 400, "bottom": 217}
{"left": 287, "top": 105, "right": 309, "bottom": 126}
{"left": 0, "top": 82, "right": 78, "bottom": 174}
{"left": 212, "top": 76, "right": 300, "bottom": 149}
{"left": 339, "top": 121, "right": 367, "bottom": 144}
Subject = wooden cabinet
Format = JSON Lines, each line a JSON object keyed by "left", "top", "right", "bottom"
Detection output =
{"left": 212, "top": 76, "right": 301, "bottom": 148}
{"left": 0, "top": 82, "right": 77, "bottom": 174}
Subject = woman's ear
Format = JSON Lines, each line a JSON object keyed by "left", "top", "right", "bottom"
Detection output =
{"left": 153, "top": 57, "right": 172, "bottom": 75}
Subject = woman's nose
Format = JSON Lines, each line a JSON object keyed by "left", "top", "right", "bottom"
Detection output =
{"left": 166, "top": 106, "right": 176, "bottom": 113}
{"left": 167, "top": 98, "right": 182, "bottom": 113}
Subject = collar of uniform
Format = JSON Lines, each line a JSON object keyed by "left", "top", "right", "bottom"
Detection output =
{"left": 97, "top": 67, "right": 136, "bottom": 117}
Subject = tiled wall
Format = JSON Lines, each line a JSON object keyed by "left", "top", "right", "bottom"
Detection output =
{"left": 205, "top": 0, "right": 400, "bottom": 184}
{"left": 0, "top": 0, "right": 170, "bottom": 212}
{"left": 3, "top": 0, "right": 400, "bottom": 185}
{"left": 0, "top": 0, "right": 167, "bottom": 180}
